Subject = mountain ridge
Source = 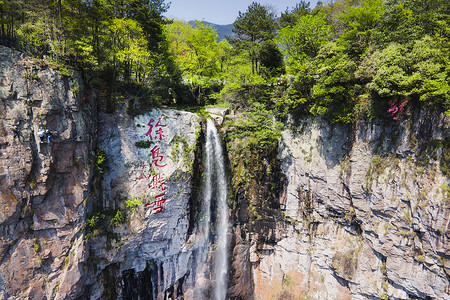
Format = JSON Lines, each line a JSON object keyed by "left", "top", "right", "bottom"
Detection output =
{"left": 188, "top": 20, "right": 234, "bottom": 42}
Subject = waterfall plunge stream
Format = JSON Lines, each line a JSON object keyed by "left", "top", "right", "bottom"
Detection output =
{"left": 204, "top": 118, "right": 229, "bottom": 300}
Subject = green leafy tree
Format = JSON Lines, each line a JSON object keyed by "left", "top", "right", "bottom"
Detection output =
{"left": 259, "top": 40, "right": 284, "bottom": 78}
{"left": 166, "top": 20, "right": 220, "bottom": 77}
{"left": 367, "top": 36, "right": 450, "bottom": 114}
{"left": 106, "top": 18, "right": 150, "bottom": 82}
{"left": 279, "top": 1, "right": 311, "bottom": 27}
{"left": 276, "top": 12, "right": 331, "bottom": 72}
{"left": 374, "top": 0, "right": 450, "bottom": 46}
{"left": 316, "top": 0, "right": 362, "bottom": 38}
{"left": 336, "top": 0, "right": 384, "bottom": 59}
{"left": 186, "top": 22, "right": 220, "bottom": 77}
{"left": 310, "top": 42, "right": 357, "bottom": 123}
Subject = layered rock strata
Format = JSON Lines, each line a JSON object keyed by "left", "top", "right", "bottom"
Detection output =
{"left": 246, "top": 113, "right": 450, "bottom": 300}
{"left": 0, "top": 45, "right": 95, "bottom": 299}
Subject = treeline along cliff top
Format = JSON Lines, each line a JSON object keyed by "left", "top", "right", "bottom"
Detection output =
{"left": 0, "top": 0, "right": 449, "bottom": 123}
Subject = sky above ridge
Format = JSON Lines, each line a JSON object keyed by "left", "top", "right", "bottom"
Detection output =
{"left": 164, "top": 0, "right": 321, "bottom": 25}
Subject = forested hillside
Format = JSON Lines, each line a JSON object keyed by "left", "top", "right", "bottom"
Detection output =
{"left": 1, "top": 0, "right": 449, "bottom": 121}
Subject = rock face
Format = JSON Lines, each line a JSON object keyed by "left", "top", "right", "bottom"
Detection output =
{"left": 84, "top": 106, "right": 204, "bottom": 298}
{"left": 244, "top": 113, "right": 450, "bottom": 300}
{"left": 0, "top": 45, "right": 95, "bottom": 299}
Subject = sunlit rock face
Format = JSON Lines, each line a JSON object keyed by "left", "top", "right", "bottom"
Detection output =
{"left": 0, "top": 45, "right": 206, "bottom": 299}
{"left": 88, "top": 107, "right": 203, "bottom": 298}
{"left": 244, "top": 113, "right": 450, "bottom": 300}
{"left": 0, "top": 45, "right": 94, "bottom": 299}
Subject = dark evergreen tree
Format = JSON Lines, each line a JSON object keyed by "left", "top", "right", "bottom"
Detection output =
{"left": 231, "top": 2, "right": 278, "bottom": 75}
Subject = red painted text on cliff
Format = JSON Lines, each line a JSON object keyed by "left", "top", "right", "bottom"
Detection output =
{"left": 150, "top": 145, "right": 167, "bottom": 168}
{"left": 145, "top": 118, "right": 166, "bottom": 140}
{"left": 143, "top": 117, "right": 168, "bottom": 214}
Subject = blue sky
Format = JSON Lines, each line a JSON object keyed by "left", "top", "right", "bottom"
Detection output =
{"left": 164, "top": 0, "right": 321, "bottom": 25}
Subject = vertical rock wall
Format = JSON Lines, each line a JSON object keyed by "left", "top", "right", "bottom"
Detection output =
{"left": 1, "top": 45, "right": 449, "bottom": 300}
{"left": 244, "top": 112, "right": 450, "bottom": 299}
{"left": 0, "top": 46, "right": 95, "bottom": 299}
{"left": 84, "top": 106, "right": 205, "bottom": 298}
{"left": 0, "top": 46, "right": 212, "bottom": 299}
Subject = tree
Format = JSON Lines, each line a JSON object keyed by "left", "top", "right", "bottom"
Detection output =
{"left": 310, "top": 42, "right": 357, "bottom": 123}
{"left": 336, "top": 0, "right": 384, "bottom": 59}
{"left": 259, "top": 40, "right": 284, "bottom": 78}
{"left": 367, "top": 36, "right": 450, "bottom": 115}
{"left": 231, "top": 2, "right": 278, "bottom": 75}
{"left": 276, "top": 12, "right": 331, "bottom": 72}
{"left": 124, "top": 0, "right": 170, "bottom": 53}
{"left": 315, "top": 0, "right": 362, "bottom": 38}
{"left": 280, "top": 1, "right": 311, "bottom": 27}
{"left": 374, "top": 0, "right": 450, "bottom": 46}
{"left": 106, "top": 18, "right": 150, "bottom": 82}
{"left": 186, "top": 22, "right": 220, "bottom": 77}
{"left": 166, "top": 21, "right": 221, "bottom": 77}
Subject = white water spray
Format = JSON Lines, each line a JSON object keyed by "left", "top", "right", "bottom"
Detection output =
{"left": 195, "top": 119, "right": 228, "bottom": 299}
{"left": 206, "top": 119, "right": 228, "bottom": 300}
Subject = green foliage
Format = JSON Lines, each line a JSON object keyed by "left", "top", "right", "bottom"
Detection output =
{"left": 3, "top": 0, "right": 172, "bottom": 107}
{"left": 336, "top": 0, "right": 384, "bottom": 59}
{"left": 135, "top": 140, "right": 153, "bottom": 148}
{"left": 88, "top": 213, "right": 100, "bottom": 227}
{"left": 280, "top": 1, "right": 311, "bottom": 28}
{"left": 126, "top": 198, "right": 142, "bottom": 212}
{"left": 226, "top": 103, "right": 284, "bottom": 199}
{"left": 232, "top": 2, "right": 278, "bottom": 44}
{"left": 258, "top": 40, "right": 285, "bottom": 78}
{"left": 276, "top": 12, "right": 332, "bottom": 70}
{"left": 110, "top": 210, "right": 125, "bottom": 228}
{"left": 95, "top": 149, "right": 107, "bottom": 173}
{"left": 231, "top": 2, "right": 278, "bottom": 75}
{"left": 33, "top": 238, "right": 40, "bottom": 253}
{"left": 58, "top": 67, "right": 74, "bottom": 78}
{"left": 227, "top": 105, "right": 284, "bottom": 152}
{"left": 310, "top": 42, "right": 357, "bottom": 123}
{"left": 3, "top": 0, "right": 449, "bottom": 122}
{"left": 166, "top": 21, "right": 221, "bottom": 78}
{"left": 366, "top": 36, "right": 450, "bottom": 113}
{"left": 63, "top": 256, "right": 70, "bottom": 269}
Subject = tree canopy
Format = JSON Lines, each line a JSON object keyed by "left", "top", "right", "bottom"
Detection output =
{"left": 2, "top": 0, "right": 449, "bottom": 118}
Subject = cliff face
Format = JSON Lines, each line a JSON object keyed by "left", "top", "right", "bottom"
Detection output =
{"left": 85, "top": 106, "right": 204, "bottom": 299}
{"left": 0, "top": 46, "right": 449, "bottom": 300}
{"left": 0, "top": 45, "right": 95, "bottom": 299}
{"left": 0, "top": 46, "right": 209, "bottom": 299}
{"left": 238, "top": 113, "right": 450, "bottom": 300}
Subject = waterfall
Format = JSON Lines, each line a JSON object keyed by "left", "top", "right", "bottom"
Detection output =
{"left": 194, "top": 118, "right": 228, "bottom": 299}
{"left": 207, "top": 118, "right": 229, "bottom": 300}
{"left": 204, "top": 118, "right": 229, "bottom": 300}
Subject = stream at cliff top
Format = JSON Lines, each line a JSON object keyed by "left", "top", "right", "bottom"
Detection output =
{"left": 198, "top": 118, "right": 229, "bottom": 300}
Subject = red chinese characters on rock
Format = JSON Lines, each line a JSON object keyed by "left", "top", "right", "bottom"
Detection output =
{"left": 145, "top": 118, "right": 166, "bottom": 140}
{"left": 150, "top": 145, "right": 167, "bottom": 168}
{"left": 143, "top": 117, "right": 168, "bottom": 214}
{"left": 145, "top": 193, "right": 166, "bottom": 213}
{"left": 148, "top": 172, "right": 166, "bottom": 191}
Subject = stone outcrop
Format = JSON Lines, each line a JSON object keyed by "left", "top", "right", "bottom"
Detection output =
{"left": 84, "top": 106, "right": 204, "bottom": 298}
{"left": 0, "top": 45, "right": 210, "bottom": 299}
{"left": 243, "top": 112, "right": 450, "bottom": 300}
{"left": 0, "top": 45, "right": 95, "bottom": 299}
